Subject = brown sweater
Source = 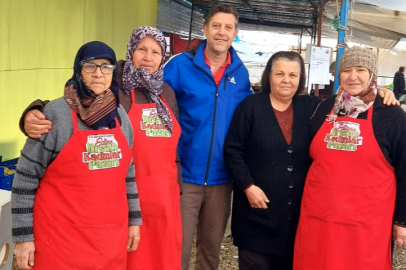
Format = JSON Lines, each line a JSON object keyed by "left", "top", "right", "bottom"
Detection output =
{"left": 19, "top": 60, "right": 183, "bottom": 192}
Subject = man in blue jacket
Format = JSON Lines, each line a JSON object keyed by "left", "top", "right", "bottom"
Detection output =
{"left": 164, "top": 5, "right": 252, "bottom": 270}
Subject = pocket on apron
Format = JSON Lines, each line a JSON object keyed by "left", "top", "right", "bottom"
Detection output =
{"left": 49, "top": 221, "right": 127, "bottom": 269}
{"left": 137, "top": 174, "right": 179, "bottom": 218}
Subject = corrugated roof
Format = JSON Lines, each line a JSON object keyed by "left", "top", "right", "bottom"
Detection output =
{"left": 157, "top": 0, "right": 319, "bottom": 39}
{"left": 157, "top": 0, "right": 406, "bottom": 50}
{"left": 186, "top": 0, "right": 319, "bottom": 29}
{"left": 158, "top": 0, "right": 206, "bottom": 39}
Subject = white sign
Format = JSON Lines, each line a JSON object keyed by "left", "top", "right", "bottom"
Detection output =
{"left": 309, "top": 46, "right": 331, "bottom": 85}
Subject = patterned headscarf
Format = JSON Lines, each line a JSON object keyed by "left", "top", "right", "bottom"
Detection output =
{"left": 64, "top": 41, "right": 120, "bottom": 129}
{"left": 328, "top": 47, "right": 378, "bottom": 122}
{"left": 122, "top": 26, "right": 173, "bottom": 132}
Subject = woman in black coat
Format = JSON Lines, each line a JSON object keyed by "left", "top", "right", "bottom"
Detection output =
{"left": 224, "top": 51, "right": 319, "bottom": 270}
{"left": 224, "top": 51, "right": 398, "bottom": 270}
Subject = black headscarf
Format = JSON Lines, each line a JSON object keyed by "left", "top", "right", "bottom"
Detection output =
{"left": 64, "top": 41, "right": 120, "bottom": 129}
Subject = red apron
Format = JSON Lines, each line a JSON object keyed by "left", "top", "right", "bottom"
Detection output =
{"left": 33, "top": 111, "right": 132, "bottom": 270}
{"left": 127, "top": 91, "right": 182, "bottom": 270}
{"left": 294, "top": 106, "right": 396, "bottom": 270}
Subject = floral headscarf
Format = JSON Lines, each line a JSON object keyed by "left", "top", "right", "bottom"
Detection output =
{"left": 64, "top": 41, "right": 120, "bottom": 129}
{"left": 122, "top": 26, "right": 173, "bottom": 132}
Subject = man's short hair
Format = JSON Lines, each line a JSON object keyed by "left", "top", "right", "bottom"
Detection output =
{"left": 400, "top": 66, "right": 405, "bottom": 72}
{"left": 204, "top": 5, "right": 239, "bottom": 29}
{"left": 329, "top": 61, "right": 336, "bottom": 74}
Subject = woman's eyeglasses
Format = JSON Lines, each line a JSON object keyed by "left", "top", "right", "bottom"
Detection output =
{"left": 81, "top": 62, "right": 115, "bottom": 74}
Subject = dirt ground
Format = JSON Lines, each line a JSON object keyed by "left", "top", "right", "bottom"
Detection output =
{"left": 11, "top": 236, "right": 406, "bottom": 269}
{"left": 188, "top": 235, "right": 239, "bottom": 270}
{"left": 394, "top": 246, "right": 406, "bottom": 270}
{"left": 188, "top": 236, "right": 406, "bottom": 270}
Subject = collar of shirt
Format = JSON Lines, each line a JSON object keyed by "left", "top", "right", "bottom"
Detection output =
{"left": 204, "top": 50, "right": 231, "bottom": 86}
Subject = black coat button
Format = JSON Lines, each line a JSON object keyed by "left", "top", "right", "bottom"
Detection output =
{"left": 288, "top": 199, "right": 293, "bottom": 205}
{"left": 287, "top": 165, "right": 293, "bottom": 172}
{"left": 289, "top": 182, "right": 294, "bottom": 188}
{"left": 287, "top": 147, "right": 293, "bottom": 153}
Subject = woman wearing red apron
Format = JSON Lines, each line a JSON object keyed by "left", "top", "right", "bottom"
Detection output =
{"left": 121, "top": 26, "right": 182, "bottom": 270}
{"left": 12, "top": 41, "right": 141, "bottom": 270}
{"left": 294, "top": 47, "right": 406, "bottom": 270}
{"left": 16, "top": 27, "right": 182, "bottom": 270}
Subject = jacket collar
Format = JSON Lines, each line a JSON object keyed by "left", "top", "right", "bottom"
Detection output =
{"left": 189, "top": 40, "right": 243, "bottom": 75}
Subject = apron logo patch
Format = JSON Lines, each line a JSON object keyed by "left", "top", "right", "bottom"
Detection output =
{"left": 324, "top": 121, "right": 363, "bottom": 151}
{"left": 140, "top": 108, "right": 171, "bottom": 137}
{"left": 82, "top": 134, "right": 122, "bottom": 170}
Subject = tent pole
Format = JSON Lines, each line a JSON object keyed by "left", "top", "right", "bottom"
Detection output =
{"left": 312, "top": 22, "right": 317, "bottom": 44}
{"left": 334, "top": 0, "right": 350, "bottom": 93}
{"left": 187, "top": 4, "right": 195, "bottom": 51}
{"left": 314, "top": 0, "right": 324, "bottom": 97}
{"left": 299, "top": 28, "right": 303, "bottom": 54}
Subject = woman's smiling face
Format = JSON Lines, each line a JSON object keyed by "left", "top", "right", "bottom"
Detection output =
{"left": 340, "top": 66, "right": 371, "bottom": 96}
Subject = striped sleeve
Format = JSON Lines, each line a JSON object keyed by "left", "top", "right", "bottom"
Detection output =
{"left": 117, "top": 105, "right": 142, "bottom": 226}
{"left": 11, "top": 135, "right": 59, "bottom": 242}
{"left": 126, "top": 160, "right": 141, "bottom": 225}
{"left": 12, "top": 99, "right": 71, "bottom": 243}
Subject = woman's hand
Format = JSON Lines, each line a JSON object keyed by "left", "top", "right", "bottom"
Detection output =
{"left": 14, "top": 241, "right": 35, "bottom": 269}
{"left": 378, "top": 87, "right": 400, "bottom": 106}
{"left": 127, "top": 225, "right": 140, "bottom": 252}
{"left": 245, "top": 185, "right": 270, "bottom": 209}
{"left": 24, "top": 109, "right": 52, "bottom": 138}
{"left": 393, "top": 224, "right": 406, "bottom": 249}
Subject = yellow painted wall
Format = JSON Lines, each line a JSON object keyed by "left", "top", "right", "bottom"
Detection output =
{"left": 0, "top": 0, "right": 158, "bottom": 161}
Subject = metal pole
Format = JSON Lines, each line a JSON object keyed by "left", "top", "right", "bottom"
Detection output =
{"left": 299, "top": 28, "right": 303, "bottom": 54}
{"left": 334, "top": 0, "right": 350, "bottom": 93}
{"left": 314, "top": 0, "right": 324, "bottom": 97}
{"left": 312, "top": 22, "right": 317, "bottom": 44}
{"left": 187, "top": 4, "right": 195, "bottom": 51}
{"left": 170, "top": 33, "right": 174, "bottom": 56}
{"left": 317, "top": 1, "right": 323, "bottom": 47}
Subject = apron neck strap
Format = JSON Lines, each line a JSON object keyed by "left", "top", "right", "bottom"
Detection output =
{"left": 131, "top": 90, "right": 135, "bottom": 102}
{"left": 71, "top": 110, "right": 79, "bottom": 131}
{"left": 366, "top": 105, "right": 374, "bottom": 121}
{"left": 70, "top": 110, "right": 120, "bottom": 130}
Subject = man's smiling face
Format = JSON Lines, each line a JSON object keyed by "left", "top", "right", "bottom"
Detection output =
{"left": 203, "top": 12, "right": 238, "bottom": 56}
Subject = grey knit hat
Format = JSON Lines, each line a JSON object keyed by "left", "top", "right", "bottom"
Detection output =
{"left": 338, "top": 47, "right": 377, "bottom": 76}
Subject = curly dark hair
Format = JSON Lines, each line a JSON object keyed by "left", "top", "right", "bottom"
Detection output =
{"left": 261, "top": 51, "right": 306, "bottom": 96}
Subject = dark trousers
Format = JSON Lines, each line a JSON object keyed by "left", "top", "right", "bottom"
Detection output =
{"left": 239, "top": 248, "right": 293, "bottom": 270}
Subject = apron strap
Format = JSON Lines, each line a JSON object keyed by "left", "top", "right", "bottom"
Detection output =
{"left": 71, "top": 110, "right": 79, "bottom": 132}
{"left": 114, "top": 117, "right": 120, "bottom": 127}
{"left": 366, "top": 105, "right": 374, "bottom": 121}
{"left": 131, "top": 89, "right": 165, "bottom": 107}
{"left": 70, "top": 110, "right": 120, "bottom": 129}
{"left": 131, "top": 90, "right": 135, "bottom": 104}
{"left": 326, "top": 104, "right": 374, "bottom": 122}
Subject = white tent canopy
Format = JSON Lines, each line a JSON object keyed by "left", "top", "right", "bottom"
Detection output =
{"left": 323, "top": 0, "right": 406, "bottom": 50}
{"left": 357, "top": 0, "right": 406, "bottom": 12}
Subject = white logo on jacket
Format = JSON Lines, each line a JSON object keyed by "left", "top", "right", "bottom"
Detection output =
{"left": 228, "top": 76, "right": 236, "bottom": 84}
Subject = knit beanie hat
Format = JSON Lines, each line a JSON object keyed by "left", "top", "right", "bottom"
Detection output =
{"left": 327, "top": 46, "right": 378, "bottom": 123}
{"left": 338, "top": 47, "right": 377, "bottom": 76}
